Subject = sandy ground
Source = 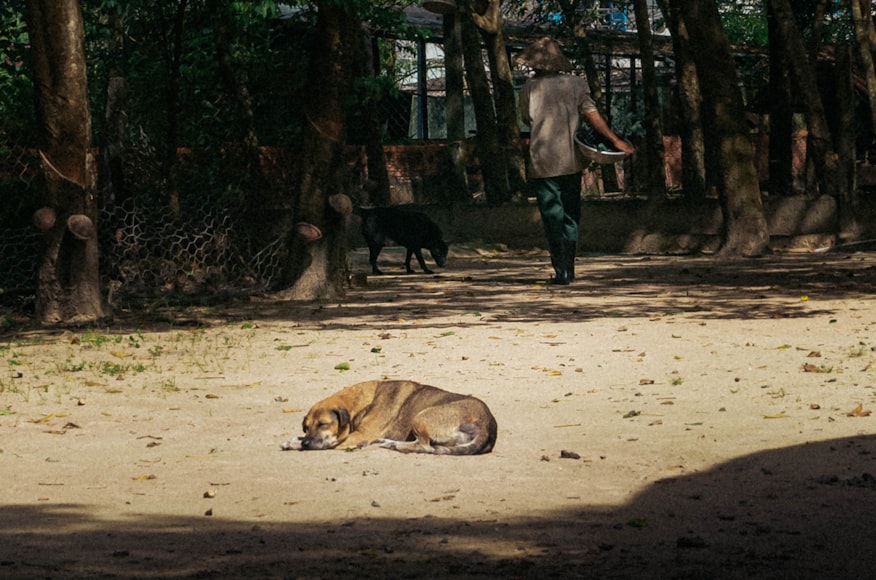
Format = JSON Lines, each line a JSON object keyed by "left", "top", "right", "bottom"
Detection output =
{"left": 1, "top": 245, "right": 876, "bottom": 579}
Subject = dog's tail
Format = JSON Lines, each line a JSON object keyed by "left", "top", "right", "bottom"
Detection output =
{"left": 439, "top": 421, "right": 497, "bottom": 455}
{"left": 378, "top": 420, "right": 496, "bottom": 455}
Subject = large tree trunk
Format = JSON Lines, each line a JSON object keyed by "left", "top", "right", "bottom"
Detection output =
{"left": 657, "top": 0, "right": 707, "bottom": 200}
{"left": 673, "top": 0, "right": 769, "bottom": 256}
{"left": 275, "top": 1, "right": 359, "bottom": 299}
{"left": 471, "top": 0, "right": 527, "bottom": 198}
{"left": 26, "top": 0, "right": 106, "bottom": 324}
{"left": 632, "top": 0, "right": 667, "bottom": 200}
{"left": 461, "top": 0, "right": 509, "bottom": 205}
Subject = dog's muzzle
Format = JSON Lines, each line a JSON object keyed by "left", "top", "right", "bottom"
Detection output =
{"left": 281, "top": 435, "right": 336, "bottom": 451}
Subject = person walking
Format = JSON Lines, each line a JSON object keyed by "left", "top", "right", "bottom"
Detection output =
{"left": 518, "top": 37, "right": 634, "bottom": 285}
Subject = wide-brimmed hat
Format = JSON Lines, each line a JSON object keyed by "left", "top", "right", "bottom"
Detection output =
{"left": 516, "top": 37, "right": 573, "bottom": 73}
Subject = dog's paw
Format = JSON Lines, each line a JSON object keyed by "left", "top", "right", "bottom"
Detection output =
{"left": 280, "top": 437, "right": 303, "bottom": 451}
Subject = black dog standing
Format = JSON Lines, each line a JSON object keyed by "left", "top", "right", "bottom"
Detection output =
{"left": 355, "top": 206, "right": 449, "bottom": 275}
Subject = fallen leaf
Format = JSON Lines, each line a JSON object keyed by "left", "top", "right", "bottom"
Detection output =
{"left": 29, "top": 413, "right": 70, "bottom": 424}
{"left": 132, "top": 474, "right": 157, "bottom": 481}
{"left": 763, "top": 412, "right": 788, "bottom": 419}
{"left": 334, "top": 362, "right": 350, "bottom": 371}
{"left": 847, "top": 404, "right": 872, "bottom": 417}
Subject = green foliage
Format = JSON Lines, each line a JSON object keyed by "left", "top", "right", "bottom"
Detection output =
{"left": 0, "top": 1, "right": 34, "bottom": 138}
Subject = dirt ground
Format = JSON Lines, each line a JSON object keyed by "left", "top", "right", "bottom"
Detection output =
{"left": 2, "top": 245, "right": 876, "bottom": 579}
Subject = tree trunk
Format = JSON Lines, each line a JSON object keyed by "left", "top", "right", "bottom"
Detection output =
{"left": 275, "top": 1, "right": 359, "bottom": 299}
{"left": 471, "top": 0, "right": 527, "bottom": 198}
{"left": 358, "top": 31, "right": 392, "bottom": 207}
{"left": 674, "top": 0, "right": 769, "bottom": 256}
{"left": 99, "top": 6, "right": 129, "bottom": 206}
{"left": 836, "top": 45, "right": 862, "bottom": 240}
{"left": 632, "top": 0, "right": 667, "bottom": 200}
{"left": 461, "top": 0, "right": 509, "bottom": 205}
{"left": 767, "top": 6, "right": 794, "bottom": 196}
{"left": 767, "top": 0, "right": 844, "bottom": 199}
{"left": 209, "top": 0, "right": 261, "bottom": 182}
{"left": 25, "top": 0, "right": 106, "bottom": 324}
{"left": 657, "top": 0, "right": 707, "bottom": 200}
{"left": 556, "top": 0, "right": 621, "bottom": 192}
{"left": 851, "top": 0, "right": 876, "bottom": 134}
{"left": 155, "top": 0, "right": 189, "bottom": 217}
{"left": 443, "top": 8, "right": 471, "bottom": 204}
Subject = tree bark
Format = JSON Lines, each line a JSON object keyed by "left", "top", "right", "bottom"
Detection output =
{"left": 836, "top": 45, "right": 861, "bottom": 240}
{"left": 209, "top": 0, "right": 261, "bottom": 180}
{"left": 275, "top": 1, "right": 359, "bottom": 299}
{"left": 851, "top": 0, "right": 876, "bottom": 134}
{"left": 358, "top": 31, "right": 392, "bottom": 207}
{"left": 26, "top": 0, "right": 106, "bottom": 324}
{"left": 674, "top": 0, "right": 769, "bottom": 256}
{"left": 471, "top": 0, "right": 527, "bottom": 198}
{"left": 632, "top": 0, "right": 667, "bottom": 200}
{"left": 99, "top": 6, "right": 129, "bottom": 206}
{"left": 155, "top": 0, "right": 189, "bottom": 217}
{"left": 461, "top": 0, "right": 509, "bottom": 205}
{"left": 443, "top": 7, "right": 470, "bottom": 204}
{"left": 767, "top": 0, "right": 843, "bottom": 199}
{"left": 767, "top": 6, "right": 794, "bottom": 196}
{"left": 657, "top": 0, "right": 707, "bottom": 200}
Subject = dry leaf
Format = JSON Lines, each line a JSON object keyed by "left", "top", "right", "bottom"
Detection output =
{"left": 847, "top": 404, "right": 872, "bottom": 417}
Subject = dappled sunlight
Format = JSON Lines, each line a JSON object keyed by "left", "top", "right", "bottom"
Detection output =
{"left": 290, "top": 249, "right": 876, "bottom": 330}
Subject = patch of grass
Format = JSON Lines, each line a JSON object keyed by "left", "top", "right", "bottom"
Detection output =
{"left": 100, "top": 362, "right": 126, "bottom": 377}
{"left": 79, "top": 331, "right": 120, "bottom": 348}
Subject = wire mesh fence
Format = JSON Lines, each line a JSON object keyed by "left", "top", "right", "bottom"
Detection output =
{"left": 0, "top": 128, "right": 294, "bottom": 312}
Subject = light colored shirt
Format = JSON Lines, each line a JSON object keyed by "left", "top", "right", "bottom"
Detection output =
{"left": 519, "top": 73, "right": 597, "bottom": 178}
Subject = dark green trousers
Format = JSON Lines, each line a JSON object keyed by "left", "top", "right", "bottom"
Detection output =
{"left": 532, "top": 173, "right": 581, "bottom": 245}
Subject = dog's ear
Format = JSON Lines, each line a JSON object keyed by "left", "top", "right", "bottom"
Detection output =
{"left": 333, "top": 408, "right": 351, "bottom": 427}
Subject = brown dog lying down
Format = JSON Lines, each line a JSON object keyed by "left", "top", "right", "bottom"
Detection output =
{"left": 281, "top": 380, "right": 497, "bottom": 455}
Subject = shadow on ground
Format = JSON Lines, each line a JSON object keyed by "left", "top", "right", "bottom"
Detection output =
{"left": 91, "top": 249, "right": 876, "bottom": 332}
{"left": 2, "top": 435, "right": 874, "bottom": 579}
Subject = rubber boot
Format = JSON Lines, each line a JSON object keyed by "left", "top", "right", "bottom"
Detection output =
{"left": 564, "top": 240, "right": 577, "bottom": 282}
{"left": 548, "top": 240, "right": 570, "bottom": 285}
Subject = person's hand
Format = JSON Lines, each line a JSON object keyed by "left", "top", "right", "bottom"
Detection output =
{"left": 613, "top": 137, "right": 635, "bottom": 156}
